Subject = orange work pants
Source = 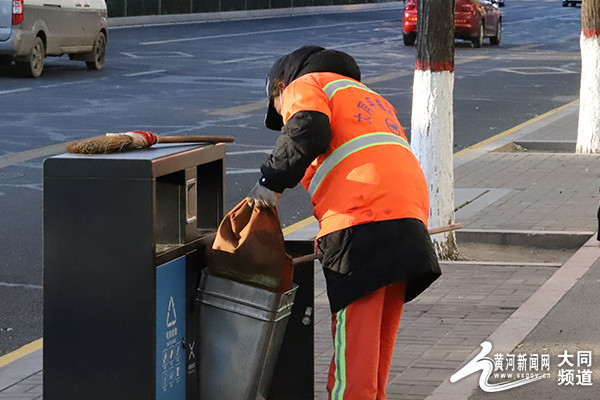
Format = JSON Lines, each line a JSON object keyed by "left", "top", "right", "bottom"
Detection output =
{"left": 327, "top": 280, "right": 407, "bottom": 400}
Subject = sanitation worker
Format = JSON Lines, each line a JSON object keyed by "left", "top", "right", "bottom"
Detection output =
{"left": 246, "top": 45, "right": 441, "bottom": 400}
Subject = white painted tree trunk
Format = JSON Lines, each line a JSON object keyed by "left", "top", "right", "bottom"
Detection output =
{"left": 576, "top": 34, "right": 600, "bottom": 154}
{"left": 411, "top": 69, "right": 460, "bottom": 259}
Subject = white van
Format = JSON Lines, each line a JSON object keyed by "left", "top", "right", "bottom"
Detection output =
{"left": 0, "top": 0, "right": 108, "bottom": 77}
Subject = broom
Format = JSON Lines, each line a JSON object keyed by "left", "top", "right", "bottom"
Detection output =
{"left": 292, "top": 223, "right": 463, "bottom": 265}
{"left": 66, "top": 131, "right": 235, "bottom": 154}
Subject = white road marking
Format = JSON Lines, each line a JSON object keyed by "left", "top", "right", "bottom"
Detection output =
{"left": 226, "top": 168, "right": 261, "bottom": 175}
{"left": 0, "top": 88, "right": 32, "bottom": 95}
{"left": 123, "top": 69, "right": 167, "bottom": 77}
{"left": 140, "top": 19, "right": 393, "bottom": 45}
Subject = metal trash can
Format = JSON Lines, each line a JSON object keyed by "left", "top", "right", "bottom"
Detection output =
{"left": 43, "top": 144, "right": 226, "bottom": 400}
{"left": 197, "top": 270, "right": 297, "bottom": 400}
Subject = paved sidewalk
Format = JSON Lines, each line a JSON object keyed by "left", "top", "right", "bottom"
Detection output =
{"left": 0, "top": 349, "right": 42, "bottom": 399}
{"left": 1, "top": 102, "right": 599, "bottom": 398}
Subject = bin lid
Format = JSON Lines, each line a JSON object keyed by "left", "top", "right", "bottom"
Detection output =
{"left": 44, "top": 143, "right": 225, "bottom": 179}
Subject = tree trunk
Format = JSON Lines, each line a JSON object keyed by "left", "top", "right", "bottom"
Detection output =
{"left": 411, "top": 0, "right": 460, "bottom": 260}
{"left": 577, "top": 0, "right": 600, "bottom": 153}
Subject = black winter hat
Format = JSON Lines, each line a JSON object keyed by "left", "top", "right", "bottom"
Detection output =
{"left": 264, "top": 46, "right": 361, "bottom": 131}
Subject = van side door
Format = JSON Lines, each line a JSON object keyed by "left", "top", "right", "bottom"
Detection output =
{"left": 59, "top": 0, "right": 86, "bottom": 49}
{"left": 79, "top": 0, "right": 105, "bottom": 48}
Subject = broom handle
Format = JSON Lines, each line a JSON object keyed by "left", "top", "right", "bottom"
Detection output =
{"left": 156, "top": 135, "right": 235, "bottom": 144}
{"left": 292, "top": 223, "right": 462, "bottom": 265}
{"left": 427, "top": 223, "right": 462, "bottom": 235}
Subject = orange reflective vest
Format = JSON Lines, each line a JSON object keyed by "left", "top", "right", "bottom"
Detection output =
{"left": 279, "top": 72, "right": 430, "bottom": 238}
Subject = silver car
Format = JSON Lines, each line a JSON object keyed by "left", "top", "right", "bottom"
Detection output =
{"left": 0, "top": 0, "right": 108, "bottom": 77}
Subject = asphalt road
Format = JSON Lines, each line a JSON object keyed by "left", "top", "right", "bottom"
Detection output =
{"left": 0, "top": 0, "right": 583, "bottom": 355}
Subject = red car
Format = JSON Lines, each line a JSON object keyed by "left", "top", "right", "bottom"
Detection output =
{"left": 403, "top": 0, "right": 502, "bottom": 48}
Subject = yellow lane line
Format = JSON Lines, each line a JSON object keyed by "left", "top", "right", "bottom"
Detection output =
{"left": 209, "top": 100, "right": 266, "bottom": 116}
{"left": 453, "top": 99, "right": 579, "bottom": 158}
{"left": 455, "top": 55, "right": 489, "bottom": 65}
{"left": 282, "top": 216, "right": 317, "bottom": 236}
{"left": 0, "top": 144, "right": 66, "bottom": 170}
{"left": 0, "top": 338, "right": 43, "bottom": 369}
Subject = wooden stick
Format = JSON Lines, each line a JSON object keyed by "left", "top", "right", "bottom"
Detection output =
{"left": 291, "top": 253, "right": 322, "bottom": 265}
{"left": 292, "top": 223, "right": 462, "bottom": 265}
{"left": 157, "top": 136, "right": 235, "bottom": 144}
{"left": 427, "top": 223, "right": 462, "bottom": 235}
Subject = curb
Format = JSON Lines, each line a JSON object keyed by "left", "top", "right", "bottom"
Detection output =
{"left": 456, "top": 229, "right": 594, "bottom": 249}
{"left": 453, "top": 100, "right": 580, "bottom": 168}
{"left": 108, "top": 2, "right": 403, "bottom": 28}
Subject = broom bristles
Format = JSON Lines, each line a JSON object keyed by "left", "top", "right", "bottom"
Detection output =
{"left": 66, "top": 135, "right": 135, "bottom": 154}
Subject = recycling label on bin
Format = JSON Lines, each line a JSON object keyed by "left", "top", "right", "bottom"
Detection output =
{"left": 156, "top": 256, "right": 186, "bottom": 400}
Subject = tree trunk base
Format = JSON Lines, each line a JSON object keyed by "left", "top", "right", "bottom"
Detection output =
{"left": 433, "top": 231, "right": 461, "bottom": 260}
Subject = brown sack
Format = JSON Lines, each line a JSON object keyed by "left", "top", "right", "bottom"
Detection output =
{"left": 205, "top": 199, "right": 293, "bottom": 293}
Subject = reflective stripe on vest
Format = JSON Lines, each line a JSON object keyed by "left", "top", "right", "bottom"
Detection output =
{"left": 322, "top": 79, "right": 377, "bottom": 100}
{"left": 308, "top": 132, "right": 411, "bottom": 197}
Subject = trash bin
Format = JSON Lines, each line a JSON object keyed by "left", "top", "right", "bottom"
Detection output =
{"left": 197, "top": 269, "right": 297, "bottom": 400}
{"left": 43, "top": 143, "right": 225, "bottom": 400}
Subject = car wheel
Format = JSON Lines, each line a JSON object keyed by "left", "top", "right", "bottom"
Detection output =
{"left": 86, "top": 32, "right": 107, "bottom": 71}
{"left": 403, "top": 31, "right": 416, "bottom": 46}
{"left": 562, "top": 0, "right": 568, "bottom": 6}
{"left": 472, "top": 23, "right": 484, "bottom": 48}
{"left": 490, "top": 21, "right": 501, "bottom": 45}
{"left": 17, "top": 36, "right": 45, "bottom": 78}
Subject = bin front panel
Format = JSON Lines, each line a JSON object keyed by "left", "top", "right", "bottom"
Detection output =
{"left": 156, "top": 256, "right": 187, "bottom": 400}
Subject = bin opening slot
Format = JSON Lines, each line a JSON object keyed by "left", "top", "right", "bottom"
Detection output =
{"left": 156, "top": 170, "right": 186, "bottom": 253}
{"left": 195, "top": 160, "right": 224, "bottom": 230}
{"left": 155, "top": 160, "right": 224, "bottom": 255}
